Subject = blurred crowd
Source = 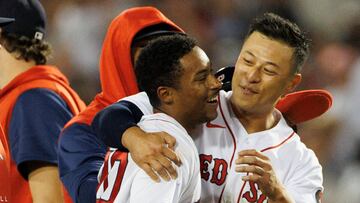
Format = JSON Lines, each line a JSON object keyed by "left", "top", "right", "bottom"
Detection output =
{"left": 40, "top": 0, "right": 360, "bottom": 202}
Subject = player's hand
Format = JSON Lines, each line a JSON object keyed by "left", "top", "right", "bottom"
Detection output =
{"left": 235, "top": 149, "right": 294, "bottom": 203}
{"left": 122, "top": 126, "right": 182, "bottom": 182}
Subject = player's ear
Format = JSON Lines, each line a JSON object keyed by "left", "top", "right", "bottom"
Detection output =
{"left": 284, "top": 73, "right": 301, "bottom": 95}
{"left": 157, "top": 86, "right": 174, "bottom": 105}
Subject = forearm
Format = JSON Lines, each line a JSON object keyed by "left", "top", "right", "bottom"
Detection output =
{"left": 92, "top": 100, "right": 144, "bottom": 150}
{"left": 121, "top": 126, "right": 147, "bottom": 149}
{"left": 28, "top": 165, "right": 64, "bottom": 203}
{"left": 58, "top": 124, "right": 107, "bottom": 202}
{"left": 265, "top": 182, "right": 295, "bottom": 203}
{"left": 267, "top": 188, "right": 295, "bottom": 203}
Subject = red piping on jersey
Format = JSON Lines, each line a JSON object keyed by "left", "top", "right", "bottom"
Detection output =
{"left": 236, "top": 131, "right": 296, "bottom": 203}
{"left": 260, "top": 131, "right": 296, "bottom": 153}
{"left": 217, "top": 94, "right": 237, "bottom": 203}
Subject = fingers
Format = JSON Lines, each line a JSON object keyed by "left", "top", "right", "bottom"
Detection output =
{"left": 160, "top": 132, "right": 177, "bottom": 149}
{"left": 140, "top": 163, "right": 160, "bottom": 182}
{"left": 149, "top": 159, "right": 171, "bottom": 181}
{"left": 241, "top": 174, "right": 262, "bottom": 182}
{"left": 162, "top": 147, "right": 182, "bottom": 166}
{"left": 236, "top": 149, "right": 270, "bottom": 169}
{"left": 157, "top": 155, "right": 178, "bottom": 179}
{"left": 235, "top": 156, "right": 266, "bottom": 167}
{"left": 129, "top": 131, "right": 180, "bottom": 182}
{"left": 238, "top": 149, "right": 269, "bottom": 160}
{"left": 235, "top": 165, "right": 265, "bottom": 176}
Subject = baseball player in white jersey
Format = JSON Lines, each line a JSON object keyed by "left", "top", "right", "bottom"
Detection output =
{"left": 94, "top": 34, "right": 221, "bottom": 202}
{"left": 97, "top": 103, "right": 201, "bottom": 203}
{"left": 193, "top": 13, "right": 323, "bottom": 203}
{"left": 195, "top": 90, "right": 322, "bottom": 203}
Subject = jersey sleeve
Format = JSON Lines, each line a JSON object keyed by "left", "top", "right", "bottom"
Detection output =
{"left": 58, "top": 123, "right": 107, "bottom": 203}
{"left": 285, "top": 142, "right": 323, "bottom": 203}
{"left": 92, "top": 92, "right": 153, "bottom": 150}
{"left": 8, "top": 88, "right": 73, "bottom": 178}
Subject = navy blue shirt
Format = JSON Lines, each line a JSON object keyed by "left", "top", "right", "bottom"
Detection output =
{"left": 58, "top": 123, "right": 106, "bottom": 203}
{"left": 58, "top": 100, "right": 143, "bottom": 203}
{"left": 9, "top": 88, "right": 73, "bottom": 178}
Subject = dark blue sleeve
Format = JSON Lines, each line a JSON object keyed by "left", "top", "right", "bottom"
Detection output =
{"left": 9, "top": 88, "right": 73, "bottom": 178}
{"left": 58, "top": 123, "right": 107, "bottom": 203}
{"left": 92, "top": 100, "right": 144, "bottom": 150}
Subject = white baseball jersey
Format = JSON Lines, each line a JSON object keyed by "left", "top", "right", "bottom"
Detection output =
{"left": 195, "top": 90, "right": 323, "bottom": 203}
{"left": 96, "top": 93, "right": 201, "bottom": 203}
{"left": 102, "top": 91, "right": 323, "bottom": 203}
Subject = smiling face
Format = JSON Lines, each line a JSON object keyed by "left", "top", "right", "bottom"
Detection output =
{"left": 231, "top": 31, "right": 301, "bottom": 115}
{"left": 171, "top": 46, "right": 222, "bottom": 126}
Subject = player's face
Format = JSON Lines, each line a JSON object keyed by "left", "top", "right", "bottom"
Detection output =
{"left": 231, "top": 32, "right": 301, "bottom": 114}
{"left": 173, "top": 46, "right": 222, "bottom": 126}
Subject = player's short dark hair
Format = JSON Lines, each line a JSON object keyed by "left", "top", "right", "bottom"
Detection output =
{"left": 135, "top": 34, "right": 197, "bottom": 107}
{"left": 246, "top": 13, "right": 310, "bottom": 73}
{"left": 0, "top": 31, "right": 51, "bottom": 65}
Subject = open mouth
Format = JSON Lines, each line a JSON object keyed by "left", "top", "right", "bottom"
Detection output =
{"left": 207, "top": 95, "right": 218, "bottom": 103}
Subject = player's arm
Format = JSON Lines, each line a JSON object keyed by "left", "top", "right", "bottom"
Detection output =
{"left": 58, "top": 123, "right": 107, "bottom": 203}
{"left": 92, "top": 96, "right": 181, "bottom": 182}
{"left": 9, "top": 89, "right": 73, "bottom": 202}
{"left": 235, "top": 150, "right": 295, "bottom": 203}
{"left": 26, "top": 162, "right": 64, "bottom": 203}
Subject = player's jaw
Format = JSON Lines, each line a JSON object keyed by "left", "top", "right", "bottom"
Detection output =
{"left": 203, "top": 89, "right": 220, "bottom": 121}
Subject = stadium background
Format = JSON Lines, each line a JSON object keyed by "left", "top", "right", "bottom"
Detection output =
{"left": 40, "top": 0, "right": 360, "bottom": 202}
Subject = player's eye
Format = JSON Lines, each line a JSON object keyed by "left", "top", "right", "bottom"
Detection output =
{"left": 264, "top": 68, "right": 277, "bottom": 76}
{"left": 243, "top": 57, "right": 253, "bottom": 65}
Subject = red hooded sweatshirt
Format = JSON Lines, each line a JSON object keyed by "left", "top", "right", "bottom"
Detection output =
{"left": 65, "top": 7, "right": 184, "bottom": 128}
{"left": 0, "top": 65, "right": 85, "bottom": 203}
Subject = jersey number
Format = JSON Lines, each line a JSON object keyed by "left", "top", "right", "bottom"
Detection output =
{"left": 96, "top": 150, "right": 128, "bottom": 202}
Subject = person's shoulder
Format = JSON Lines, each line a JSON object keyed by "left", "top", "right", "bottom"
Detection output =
{"left": 120, "top": 92, "right": 149, "bottom": 103}
{"left": 279, "top": 133, "right": 320, "bottom": 166}
{"left": 120, "top": 92, "right": 152, "bottom": 115}
{"left": 17, "top": 88, "right": 67, "bottom": 108}
{"left": 140, "top": 113, "right": 190, "bottom": 140}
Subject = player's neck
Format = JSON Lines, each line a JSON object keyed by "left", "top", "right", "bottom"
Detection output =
{"left": 0, "top": 52, "right": 36, "bottom": 88}
{"left": 232, "top": 106, "right": 280, "bottom": 134}
{"left": 154, "top": 106, "right": 198, "bottom": 135}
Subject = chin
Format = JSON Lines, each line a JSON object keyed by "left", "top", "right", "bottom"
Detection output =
{"left": 206, "top": 111, "right": 218, "bottom": 121}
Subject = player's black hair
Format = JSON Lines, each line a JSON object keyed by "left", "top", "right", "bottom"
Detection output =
{"left": 0, "top": 31, "right": 51, "bottom": 65}
{"left": 135, "top": 34, "right": 196, "bottom": 107}
{"left": 246, "top": 12, "right": 310, "bottom": 73}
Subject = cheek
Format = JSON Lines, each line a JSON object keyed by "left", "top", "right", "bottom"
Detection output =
{"left": 231, "top": 68, "right": 242, "bottom": 85}
{"left": 262, "top": 78, "right": 288, "bottom": 98}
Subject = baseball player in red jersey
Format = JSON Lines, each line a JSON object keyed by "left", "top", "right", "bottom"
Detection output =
{"left": 0, "top": 1, "right": 85, "bottom": 202}
{"left": 93, "top": 13, "right": 325, "bottom": 203}
{"left": 0, "top": 124, "right": 10, "bottom": 202}
{"left": 0, "top": 17, "right": 14, "bottom": 203}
